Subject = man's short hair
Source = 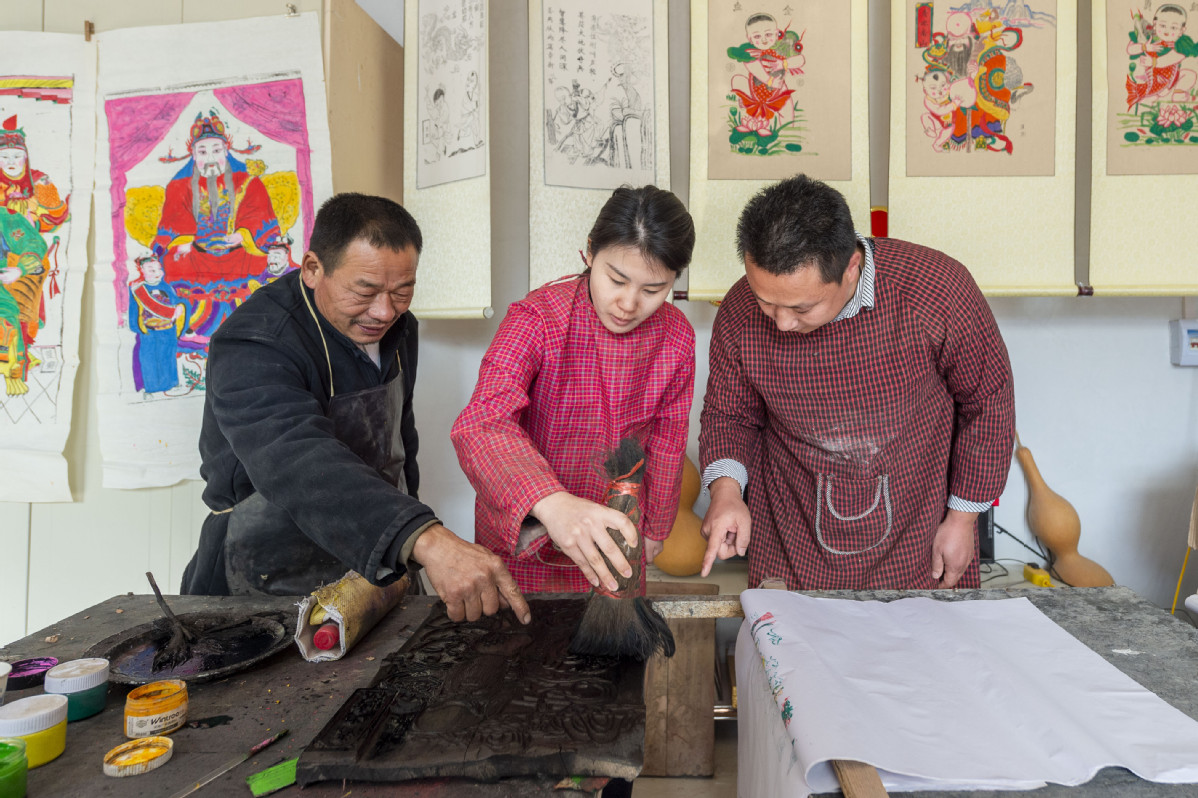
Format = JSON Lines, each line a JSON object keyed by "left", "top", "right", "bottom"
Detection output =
{"left": 735, "top": 174, "right": 858, "bottom": 284}
{"left": 308, "top": 193, "right": 423, "bottom": 272}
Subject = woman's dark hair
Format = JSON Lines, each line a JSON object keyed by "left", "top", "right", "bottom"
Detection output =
{"left": 308, "top": 193, "right": 423, "bottom": 272}
{"left": 587, "top": 185, "right": 695, "bottom": 276}
{"left": 735, "top": 174, "right": 857, "bottom": 283}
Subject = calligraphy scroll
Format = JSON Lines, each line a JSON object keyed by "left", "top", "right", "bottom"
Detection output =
{"left": 528, "top": 0, "right": 670, "bottom": 291}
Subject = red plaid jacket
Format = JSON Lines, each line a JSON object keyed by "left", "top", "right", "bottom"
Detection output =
{"left": 699, "top": 238, "right": 1014, "bottom": 590}
{"left": 452, "top": 276, "right": 695, "bottom": 593}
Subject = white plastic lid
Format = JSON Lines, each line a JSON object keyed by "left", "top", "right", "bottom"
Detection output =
{"left": 44, "top": 658, "right": 110, "bottom": 694}
{"left": 0, "top": 694, "right": 68, "bottom": 736}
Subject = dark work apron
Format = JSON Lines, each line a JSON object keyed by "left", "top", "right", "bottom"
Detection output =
{"left": 222, "top": 288, "right": 407, "bottom": 596}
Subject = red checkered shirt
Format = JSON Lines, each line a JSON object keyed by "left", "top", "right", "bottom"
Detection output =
{"left": 699, "top": 238, "right": 1015, "bottom": 590}
{"left": 452, "top": 275, "right": 695, "bottom": 593}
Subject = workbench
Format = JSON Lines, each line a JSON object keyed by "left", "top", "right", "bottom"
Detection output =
{"left": 0, "top": 593, "right": 597, "bottom": 797}
{"left": 5, "top": 586, "right": 1198, "bottom": 797}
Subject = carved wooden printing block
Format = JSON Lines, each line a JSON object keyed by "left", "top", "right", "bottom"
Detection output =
{"left": 297, "top": 596, "right": 645, "bottom": 785}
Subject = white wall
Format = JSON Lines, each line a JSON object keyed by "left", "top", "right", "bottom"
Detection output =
{"left": 5, "top": 0, "right": 1198, "bottom": 649}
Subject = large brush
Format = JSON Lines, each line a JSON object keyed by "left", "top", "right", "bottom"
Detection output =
{"left": 569, "top": 438, "right": 675, "bottom": 661}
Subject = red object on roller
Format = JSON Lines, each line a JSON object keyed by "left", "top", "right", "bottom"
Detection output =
{"left": 313, "top": 622, "right": 340, "bottom": 651}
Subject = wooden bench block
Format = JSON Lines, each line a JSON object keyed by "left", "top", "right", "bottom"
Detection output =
{"left": 642, "top": 581, "right": 719, "bottom": 777}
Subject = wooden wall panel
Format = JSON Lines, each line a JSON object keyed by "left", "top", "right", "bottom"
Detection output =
{"left": 325, "top": 0, "right": 403, "bottom": 200}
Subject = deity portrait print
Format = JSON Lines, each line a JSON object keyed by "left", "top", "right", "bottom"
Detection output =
{"left": 906, "top": 0, "right": 1058, "bottom": 178}
{"left": 105, "top": 78, "right": 313, "bottom": 401}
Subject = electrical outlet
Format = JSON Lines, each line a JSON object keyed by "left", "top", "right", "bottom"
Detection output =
{"left": 1168, "top": 320, "right": 1198, "bottom": 366}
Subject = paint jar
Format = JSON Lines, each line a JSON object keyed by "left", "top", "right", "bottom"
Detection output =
{"left": 0, "top": 663, "right": 10, "bottom": 706}
{"left": 0, "top": 737, "right": 27, "bottom": 798}
{"left": 0, "top": 695, "right": 68, "bottom": 769}
{"left": 124, "top": 680, "right": 188, "bottom": 738}
{"left": 43, "top": 658, "right": 110, "bottom": 722}
{"left": 4, "top": 659, "right": 57, "bottom": 692}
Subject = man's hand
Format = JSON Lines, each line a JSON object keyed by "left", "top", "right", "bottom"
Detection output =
{"left": 411, "top": 524, "right": 531, "bottom": 624}
{"left": 931, "top": 509, "right": 978, "bottom": 588}
{"left": 0, "top": 266, "right": 20, "bottom": 285}
{"left": 700, "top": 477, "right": 751, "bottom": 577}
{"left": 531, "top": 491, "right": 636, "bottom": 592}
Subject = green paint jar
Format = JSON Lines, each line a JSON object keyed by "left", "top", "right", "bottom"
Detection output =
{"left": 0, "top": 737, "right": 27, "bottom": 798}
{"left": 43, "top": 659, "right": 110, "bottom": 722}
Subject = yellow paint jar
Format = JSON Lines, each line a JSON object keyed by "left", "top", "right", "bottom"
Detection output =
{"left": 0, "top": 695, "right": 68, "bottom": 769}
{"left": 124, "top": 680, "right": 188, "bottom": 738}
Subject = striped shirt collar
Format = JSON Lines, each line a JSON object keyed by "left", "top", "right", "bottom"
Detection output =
{"left": 830, "top": 233, "right": 876, "bottom": 324}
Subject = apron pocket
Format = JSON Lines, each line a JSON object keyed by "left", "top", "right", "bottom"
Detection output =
{"left": 814, "top": 473, "right": 893, "bottom": 555}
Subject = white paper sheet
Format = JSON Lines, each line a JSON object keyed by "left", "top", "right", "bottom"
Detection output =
{"left": 0, "top": 33, "right": 96, "bottom": 503}
{"left": 739, "top": 590, "right": 1198, "bottom": 794}
{"left": 92, "top": 13, "right": 333, "bottom": 488}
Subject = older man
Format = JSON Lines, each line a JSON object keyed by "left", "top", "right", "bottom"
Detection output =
{"left": 699, "top": 175, "right": 1014, "bottom": 591}
{"left": 182, "top": 193, "right": 530, "bottom": 626}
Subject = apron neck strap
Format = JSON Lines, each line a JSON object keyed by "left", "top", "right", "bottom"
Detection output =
{"left": 299, "top": 278, "right": 336, "bottom": 397}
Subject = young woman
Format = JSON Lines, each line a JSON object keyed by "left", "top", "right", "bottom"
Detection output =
{"left": 451, "top": 185, "right": 696, "bottom": 596}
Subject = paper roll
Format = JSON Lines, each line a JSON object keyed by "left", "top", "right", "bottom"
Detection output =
{"left": 293, "top": 571, "right": 410, "bottom": 663}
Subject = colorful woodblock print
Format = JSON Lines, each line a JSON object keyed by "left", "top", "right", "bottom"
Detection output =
{"left": 707, "top": 0, "right": 852, "bottom": 181}
{"left": 1106, "top": 0, "right": 1198, "bottom": 174}
{"left": 906, "top": 0, "right": 1057, "bottom": 178}
{"left": 0, "top": 77, "right": 74, "bottom": 418}
{"left": 105, "top": 78, "right": 314, "bottom": 399}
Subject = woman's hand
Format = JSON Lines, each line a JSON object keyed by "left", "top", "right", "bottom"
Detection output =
{"left": 644, "top": 538, "right": 664, "bottom": 565}
{"left": 531, "top": 491, "right": 637, "bottom": 592}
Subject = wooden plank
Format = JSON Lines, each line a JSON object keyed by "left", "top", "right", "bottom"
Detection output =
{"left": 832, "top": 759, "right": 890, "bottom": 798}
{"left": 664, "top": 616, "right": 715, "bottom": 776}
{"left": 642, "top": 581, "right": 718, "bottom": 777}
{"left": 325, "top": 0, "right": 404, "bottom": 200}
{"left": 641, "top": 642, "right": 670, "bottom": 776}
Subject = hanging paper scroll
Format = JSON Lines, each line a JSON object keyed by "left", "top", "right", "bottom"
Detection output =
{"left": 528, "top": 0, "right": 670, "bottom": 291}
{"left": 1090, "top": 0, "right": 1198, "bottom": 293}
{"left": 0, "top": 33, "right": 95, "bottom": 503}
{"left": 404, "top": 0, "right": 493, "bottom": 319}
{"left": 93, "top": 13, "right": 333, "bottom": 488}
{"left": 888, "top": 0, "right": 1076, "bottom": 295}
{"left": 416, "top": 0, "right": 487, "bottom": 189}
{"left": 903, "top": 0, "right": 1057, "bottom": 178}
{"left": 687, "top": 0, "right": 869, "bottom": 301}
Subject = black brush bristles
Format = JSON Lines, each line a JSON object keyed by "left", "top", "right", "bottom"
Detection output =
{"left": 569, "top": 438, "right": 676, "bottom": 661}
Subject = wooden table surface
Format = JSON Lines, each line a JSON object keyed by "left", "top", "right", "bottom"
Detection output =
{"left": 0, "top": 592, "right": 595, "bottom": 797}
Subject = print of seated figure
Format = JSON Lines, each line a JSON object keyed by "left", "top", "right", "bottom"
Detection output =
{"left": 128, "top": 253, "right": 189, "bottom": 397}
{"left": 728, "top": 12, "right": 805, "bottom": 136}
{"left": 1126, "top": 3, "right": 1198, "bottom": 110}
